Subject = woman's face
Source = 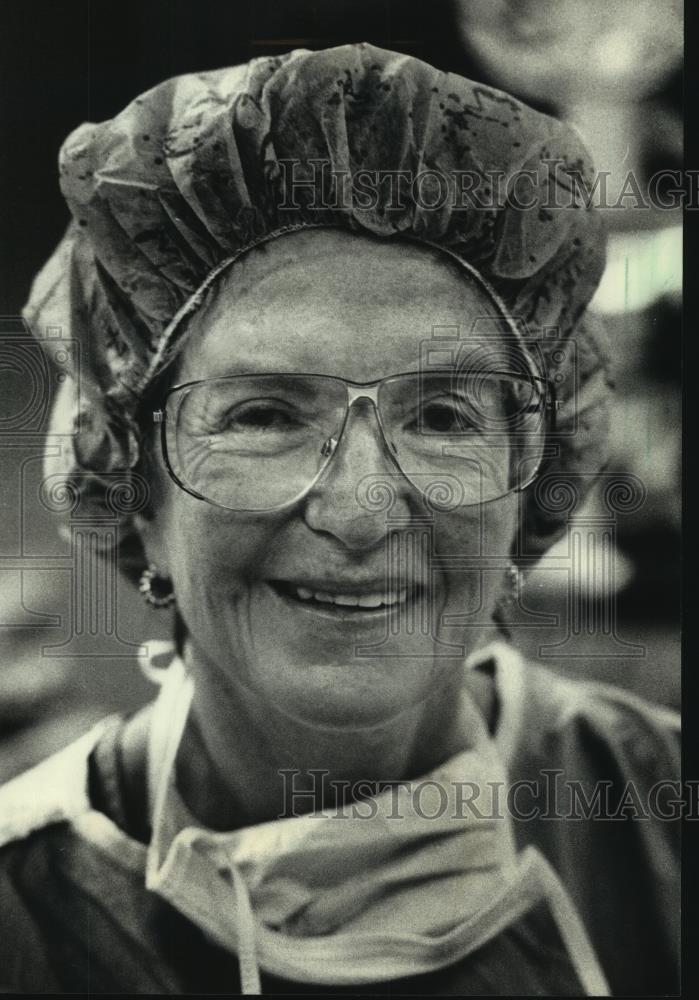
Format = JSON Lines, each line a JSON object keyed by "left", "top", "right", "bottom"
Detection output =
{"left": 142, "top": 230, "right": 518, "bottom": 727}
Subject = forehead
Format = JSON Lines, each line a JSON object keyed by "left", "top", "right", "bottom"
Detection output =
{"left": 179, "top": 230, "right": 506, "bottom": 382}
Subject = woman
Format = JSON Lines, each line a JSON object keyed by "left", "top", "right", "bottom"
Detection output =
{"left": 0, "top": 44, "right": 679, "bottom": 994}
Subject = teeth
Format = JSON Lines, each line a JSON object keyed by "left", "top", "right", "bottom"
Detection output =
{"left": 291, "top": 586, "right": 410, "bottom": 608}
{"left": 358, "top": 594, "right": 383, "bottom": 608}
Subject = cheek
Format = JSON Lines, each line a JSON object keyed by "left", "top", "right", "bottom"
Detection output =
{"left": 432, "top": 497, "right": 517, "bottom": 606}
{"left": 146, "top": 431, "right": 271, "bottom": 591}
{"left": 163, "top": 498, "right": 276, "bottom": 598}
{"left": 431, "top": 497, "right": 516, "bottom": 554}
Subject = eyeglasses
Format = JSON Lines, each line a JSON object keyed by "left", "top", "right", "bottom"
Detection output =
{"left": 153, "top": 369, "right": 555, "bottom": 512}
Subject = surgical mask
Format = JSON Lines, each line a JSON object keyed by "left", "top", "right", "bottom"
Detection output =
{"left": 144, "top": 656, "right": 609, "bottom": 995}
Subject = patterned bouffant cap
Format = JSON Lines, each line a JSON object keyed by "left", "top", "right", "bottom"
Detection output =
{"left": 23, "top": 43, "right": 611, "bottom": 577}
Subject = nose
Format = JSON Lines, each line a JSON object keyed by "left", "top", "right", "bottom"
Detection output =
{"left": 302, "top": 399, "right": 414, "bottom": 550}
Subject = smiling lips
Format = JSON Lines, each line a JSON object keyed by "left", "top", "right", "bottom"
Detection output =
{"left": 295, "top": 585, "right": 408, "bottom": 608}
{"left": 271, "top": 579, "right": 420, "bottom": 610}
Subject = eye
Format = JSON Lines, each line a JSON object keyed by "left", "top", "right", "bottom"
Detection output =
{"left": 409, "top": 396, "right": 478, "bottom": 435}
{"left": 420, "top": 400, "right": 464, "bottom": 433}
{"left": 220, "top": 399, "right": 303, "bottom": 433}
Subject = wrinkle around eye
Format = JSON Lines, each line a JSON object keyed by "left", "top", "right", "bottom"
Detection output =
{"left": 179, "top": 435, "right": 316, "bottom": 474}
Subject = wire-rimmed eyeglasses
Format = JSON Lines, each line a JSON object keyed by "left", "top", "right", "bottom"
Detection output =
{"left": 153, "top": 369, "right": 556, "bottom": 512}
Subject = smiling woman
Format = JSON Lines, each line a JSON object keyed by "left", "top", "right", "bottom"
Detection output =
{"left": 139, "top": 232, "right": 523, "bottom": 737}
{"left": 0, "top": 43, "right": 679, "bottom": 996}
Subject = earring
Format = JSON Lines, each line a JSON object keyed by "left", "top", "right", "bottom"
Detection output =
{"left": 491, "top": 563, "right": 520, "bottom": 642}
{"left": 139, "top": 563, "right": 176, "bottom": 608}
{"left": 505, "top": 562, "right": 520, "bottom": 606}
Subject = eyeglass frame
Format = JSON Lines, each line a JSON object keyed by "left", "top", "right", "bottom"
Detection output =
{"left": 152, "top": 368, "right": 559, "bottom": 513}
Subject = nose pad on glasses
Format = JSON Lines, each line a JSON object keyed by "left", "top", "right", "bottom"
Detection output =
{"left": 303, "top": 404, "right": 413, "bottom": 548}
{"left": 320, "top": 400, "right": 399, "bottom": 474}
{"left": 321, "top": 434, "right": 393, "bottom": 460}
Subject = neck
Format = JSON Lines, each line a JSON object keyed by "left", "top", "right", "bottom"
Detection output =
{"left": 173, "top": 642, "right": 497, "bottom": 832}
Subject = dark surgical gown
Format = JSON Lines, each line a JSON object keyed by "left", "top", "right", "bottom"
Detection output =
{"left": 0, "top": 652, "right": 680, "bottom": 995}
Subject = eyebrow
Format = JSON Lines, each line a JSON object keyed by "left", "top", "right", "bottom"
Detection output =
{"left": 175, "top": 371, "right": 328, "bottom": 400}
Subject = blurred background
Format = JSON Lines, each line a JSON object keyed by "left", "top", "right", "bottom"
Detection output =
{"left": 0, "top": 0, "right": 682, "bottom": 781}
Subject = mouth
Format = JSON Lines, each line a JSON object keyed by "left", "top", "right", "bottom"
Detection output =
{"left": 268, "top": 579, "right": 423, "bottom": 618}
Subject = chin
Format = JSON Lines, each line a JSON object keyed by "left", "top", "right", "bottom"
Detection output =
{"left": 260, "top": 667, "right": 427, "bottom": 729}
{"left": 246, "top": 639, "right": 465, "bottom": 730}
{"left": 194, "top": 580, "right": 475, "bottom": 727}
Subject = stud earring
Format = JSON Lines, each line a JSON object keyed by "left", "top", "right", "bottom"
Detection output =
{"left": 505, "top": 562, "right": 520, "bottom": 606}
{"left": 138, "top": 564, "right": 176, "bottom": 608}
{"left": 491, "top": 562, "right": 521, "bottom": 642}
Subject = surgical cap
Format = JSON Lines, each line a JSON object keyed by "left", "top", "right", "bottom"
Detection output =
{"left": 23, "top": 43, "right": 611, "bottom": 578}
